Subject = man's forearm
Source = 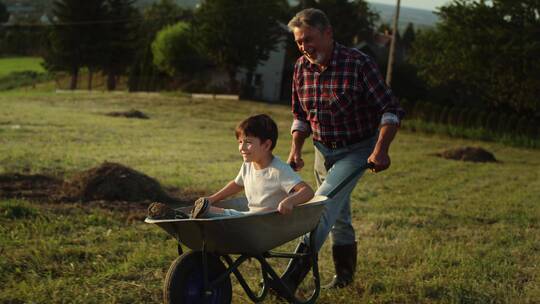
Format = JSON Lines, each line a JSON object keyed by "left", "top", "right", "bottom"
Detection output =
{"left": 368, "top": 123, "right": 399, "bottom": 172}
{"left": 374, "top": 124, "right": 398, "bottom": 155}
{"left": 291, "top": 130, "right": 308, "bottom": 154}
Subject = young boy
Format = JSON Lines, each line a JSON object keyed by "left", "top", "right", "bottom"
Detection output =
{"left": 191, "top": 114, "right": 314, "bottom": 218}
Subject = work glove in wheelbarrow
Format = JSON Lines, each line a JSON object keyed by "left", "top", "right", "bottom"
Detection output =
{"left": 147, "top": 202, "right": 189, "bottom": 219}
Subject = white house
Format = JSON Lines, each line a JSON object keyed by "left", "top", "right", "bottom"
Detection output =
{"left": 204, "top": 24, "right": 289, "bottom": 102}
{"left": 236, "top": 39, "right": 287, "bottom": 102}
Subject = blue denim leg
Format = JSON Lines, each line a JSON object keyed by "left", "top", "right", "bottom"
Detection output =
{"left": 205, "top": 208, "right": 245, "bottom": 218}
{"left": 302, "top": 136, "right": 376, "bottom": 252}
{"left": 205, "top": 198, "right": 249, "bottom": 218}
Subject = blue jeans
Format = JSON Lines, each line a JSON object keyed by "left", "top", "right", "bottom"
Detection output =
{"left": 302, "top": 135, "right": 377, "bottom": 252}
{"left": 205, "top": 208, "right": 245, "bottom": 218}
{"left": 205, "top": 197, "right": 248, "bottom": 218}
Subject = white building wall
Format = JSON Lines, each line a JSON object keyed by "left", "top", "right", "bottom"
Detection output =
{"left": 205, "top": 40, "right": 287, "bottom": 102}
{"left": 252, "top": 40, "right": 287, "bottom": 101}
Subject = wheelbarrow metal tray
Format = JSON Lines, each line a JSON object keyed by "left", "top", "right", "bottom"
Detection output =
{"left": 145, "top": 196, "right": 327, "bottom": 255}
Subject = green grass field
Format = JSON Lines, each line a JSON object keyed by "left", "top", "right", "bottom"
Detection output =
{"left": 0, "top": 57, "right": 45, "bottom": 77}
{"left": 1, "top": 91, "right": 539, "bottom": 303}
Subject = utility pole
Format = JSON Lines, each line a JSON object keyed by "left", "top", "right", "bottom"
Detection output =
{"left": 385, "top": 0, "right": 401, "bottom": 86}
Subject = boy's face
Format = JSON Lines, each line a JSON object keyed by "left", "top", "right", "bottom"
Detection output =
{"left": 237, "top": 134, "right": 272, "bottom": 163}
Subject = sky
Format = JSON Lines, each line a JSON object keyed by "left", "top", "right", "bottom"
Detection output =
{"left": 368, "top": 0, "right": 451, "bottom": 11}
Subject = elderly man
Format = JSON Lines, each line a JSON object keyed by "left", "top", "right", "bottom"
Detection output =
{"left": 281, "top": 8, "right": 405, "bottom": 294}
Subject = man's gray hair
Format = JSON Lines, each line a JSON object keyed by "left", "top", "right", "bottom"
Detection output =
{"left": 287, "top": 8, "right": 331, "bottom": 32}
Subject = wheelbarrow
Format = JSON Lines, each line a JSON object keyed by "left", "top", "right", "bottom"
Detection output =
{"left": 145, "top": 163, "right": 373, "bottom": 304}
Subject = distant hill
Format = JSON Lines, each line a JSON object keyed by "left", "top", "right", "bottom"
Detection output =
{"left": 369, "top": 2, "right": 439, "bottom": 31}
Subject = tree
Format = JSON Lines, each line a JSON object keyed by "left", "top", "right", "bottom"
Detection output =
{"left": 409, "top": 0, "right": 540, "bottom": 114}
{"left": 128, "top": 0, "right": 192, "bottom": 91}
{"left": 310, "top": 0, "right": 379, "bottom": 46}
{"left": 44, "top": 0, "right": 108, "bottom": 90}
{"left": 101, "top": 0, "right": 138, "bottom": 90}
{"left": 151, "top": 22, "right": 206, "bottom": 78}
{"left": 194, "top": 0, "right": 288, "bottom": 93}
{"left": 141, "top": 0, "right": 192, "bottom": 34}
{"left": 377, "top": 22, "right": 392, "bottom": 34}
{"left": 0, "top": 2, "right": 49, "bottom": 56}
{"left": 401, "top": 22, "right": 415, "bottom": 50}
{"left": 0, "top": 1, "right": 9, "bottom": 23}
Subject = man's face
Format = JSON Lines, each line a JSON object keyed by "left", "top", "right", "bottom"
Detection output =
{"left": 293, "top": 25, "right": 332, "bottom": 65}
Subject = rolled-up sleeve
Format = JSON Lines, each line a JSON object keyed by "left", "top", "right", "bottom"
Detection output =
{"left": 291, "top": 119, "right": 310, "bottom": 134}
{"left": 380, "top": 112, "right": 400, "bottom": 126}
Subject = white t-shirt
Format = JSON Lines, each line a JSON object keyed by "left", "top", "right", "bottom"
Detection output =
{"left": 234, "top": 156, "right": 303, "bottom": 213}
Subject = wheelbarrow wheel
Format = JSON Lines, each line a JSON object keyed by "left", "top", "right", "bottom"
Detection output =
{"left": 164, "top": 251, "right": 232, "bottom": 304}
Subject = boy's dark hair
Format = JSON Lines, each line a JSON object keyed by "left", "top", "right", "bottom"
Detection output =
{"left": 235, "top": 114, "right": 278, "bottom": 150}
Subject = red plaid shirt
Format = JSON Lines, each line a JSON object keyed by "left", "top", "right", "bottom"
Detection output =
{"left": 292, "top": 42, "right": 404, "bottom": 143}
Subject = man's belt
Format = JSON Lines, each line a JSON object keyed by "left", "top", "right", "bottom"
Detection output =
{"left": 317, "top": 133, "right": 376, "bottom": 149}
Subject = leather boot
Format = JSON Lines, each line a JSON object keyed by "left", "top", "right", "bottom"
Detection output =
{"left": 270, "top": 242, "right": 312, "bottom": 300}
{"left": 323, "top": 242, "right": 357, "bottom": 289}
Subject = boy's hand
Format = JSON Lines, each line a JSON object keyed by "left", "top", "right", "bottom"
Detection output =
{"left": 277, "top": 200, "right": 294, "bottom": 215}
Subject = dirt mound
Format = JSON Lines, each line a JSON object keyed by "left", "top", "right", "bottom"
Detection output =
{"left": 59, "top": 162, "right": 174, "bottom": 203}
{"left": 106, "top": 109, "right": 149, "bottom": 119}
{"left": 0, "top": 173, "right": 62, "bottom": 201}
{"left": 435, "top": 146, "right": 497, "bottom": 162}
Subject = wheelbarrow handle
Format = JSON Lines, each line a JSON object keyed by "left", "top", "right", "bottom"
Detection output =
{"left": 325, "top": 162, "right": 374, "bottom": 199}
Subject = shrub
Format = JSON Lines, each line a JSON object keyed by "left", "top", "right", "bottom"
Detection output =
{"left": 438, "top": 106, "right": 450, "bottom": 124}
{"left": 447, "top": 107, "right": 460, "bottom": 125}
{"left": 430, "top": 104, "right": 442, "bottom": 123}
{"left": 0, "top": 71, "right": 51, "bottom": 91}
{"left": 501, "top": 114, "right": 520, "bottom": 135}
{"left": 475, "top": 111, "right": 488, "bottom": 128}
{"left": 496, "top": 113, "right": 510, "bottom": 134}
{"left": 1, "top": 201, "right": 38, "bottom": 219}
{"left": 152, "top": 22, "right": 208, "bottom": 77}
{"left": 412, "top": 101, "right": 426, "bottom": 120}
{"left": 466, "top": 108, "right": 480, "bottom": 128}
{"left": 485, "top": 112, "right": 499, "bottom": 132}
{"left": 516, "top": 116, "right": 529, "bottom": 135}
{"left": 416, "top": 101, "right": 433, "bottom": 121}
{"left": 525, "top": 120, "right": 538, "bottom": 139}
{"left": 456, "top": 108, "right": 469, "bottom": 127}
{"left": 424, "top": 103, "right": 434, "bottom": 122}
{"left": 400, "top": 99, "right": 412, "bottom": 115}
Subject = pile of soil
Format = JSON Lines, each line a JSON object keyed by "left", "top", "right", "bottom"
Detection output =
{"left": 105, "top": 109, "right": 149, "bottom": 119}
{"left": 59, "top": 162, "right": 174, "bottom": 203}
{"left": 0, "top": 173, "right": 62, "bottom": 201}
{"left": 0, "top": 163, "right": 195, "bottom": 222}
{"left": 435, "top": 146, "right": 497, "bottom": 162}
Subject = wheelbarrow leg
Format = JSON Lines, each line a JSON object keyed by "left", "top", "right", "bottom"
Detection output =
{"left": 201, "top": 240, "right": 212, "bottom": 304}
{"left": 177, "top": 243, "right": 183, "bottom": 256}
{"left": 307, "top": 231, "right": 321, "bottom": 303}
{"left": 222, "top": 254, "right": 269, "bottom": 302}
{"left": 271, "top": 231, "right": 321, "bottom": 303}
